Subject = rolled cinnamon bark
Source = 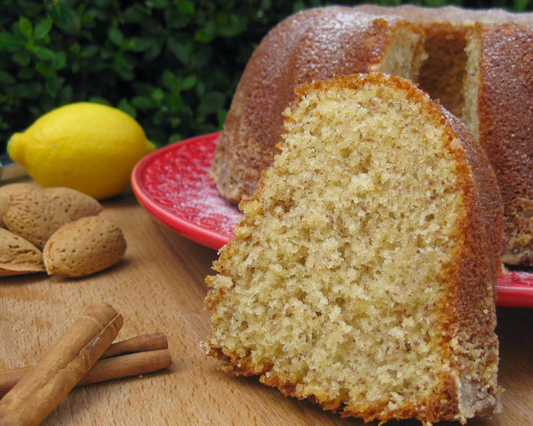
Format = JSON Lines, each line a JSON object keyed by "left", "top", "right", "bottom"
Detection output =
{"left": 0, "top": 301, "right": 123, "bottom": 426}
{"left": 100, "top": 332, "right": 168, "bottom": 358}
{"left": 79, "top": 348, "right": 172, "bottom": 386}
{"left": 0, "top": 333, "right": 171, "bottom": 398}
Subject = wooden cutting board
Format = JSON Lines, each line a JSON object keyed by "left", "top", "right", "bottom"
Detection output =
{"left": 0, "top": 192, "right": 532, "bottom": 426}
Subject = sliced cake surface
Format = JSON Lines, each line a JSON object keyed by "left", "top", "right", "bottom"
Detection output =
{"left": 203, "top": 73, "right": 503, "bottom": 424}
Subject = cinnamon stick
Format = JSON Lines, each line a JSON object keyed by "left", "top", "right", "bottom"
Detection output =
{"left": 101, "top": 332, "right": 168, "bottom": 358}
{"left": 79, "top": 348, "right": 172, "bottom": 386}
{"left": 0, "top": 333, "right": 170, "bottom": 398}
{"left": 0, "top": 301, "right": 123, "bottom": 426}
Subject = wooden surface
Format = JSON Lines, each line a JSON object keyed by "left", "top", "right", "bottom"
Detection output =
{"left": 1, "top": 190, "right": 532, "bottom": 426}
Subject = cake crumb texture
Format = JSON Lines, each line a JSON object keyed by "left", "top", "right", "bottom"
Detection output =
{"left": 204, "top": 73, "right": 503, "bottom": 424}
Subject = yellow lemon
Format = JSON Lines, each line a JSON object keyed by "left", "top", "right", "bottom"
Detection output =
{"left": 7, "top": 102, "right": 156, "bottom": 200}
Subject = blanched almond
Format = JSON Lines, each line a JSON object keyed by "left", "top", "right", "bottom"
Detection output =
{"left": 44, "top": 187, "right": 103, "bottom": 221}
{"left": 3, "top": 188, "right": 71, "bottom": 249}
{"left": 0, "top": 227, "right": 45, "bottom": 276}
{"left": 43, "top": 216, "right": 127, "bottom": 277}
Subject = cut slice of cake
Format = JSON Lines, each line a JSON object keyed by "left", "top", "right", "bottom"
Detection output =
{"left": 203, "top": 73, "right": 503, "bottom": 424}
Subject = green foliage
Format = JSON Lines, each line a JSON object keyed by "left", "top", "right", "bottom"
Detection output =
{"left": 0, "top": 0, "right": 303, "bottom": 151}
{"left": 0, "top": 0, "right": 529, "bottom": 153}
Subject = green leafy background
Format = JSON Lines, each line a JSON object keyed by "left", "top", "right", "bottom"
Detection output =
{"left": 1, "top": 0, "right": 530, "bottom": 154}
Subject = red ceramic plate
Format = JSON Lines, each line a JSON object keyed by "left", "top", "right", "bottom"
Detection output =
{"left": 132, "top": 132, "right": 241, "bottom": 251}
{"left": 131, "top": 132, "right": 533, "bottom": 308}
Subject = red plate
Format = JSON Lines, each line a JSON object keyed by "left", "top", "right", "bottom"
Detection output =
{"left": 131, "top": 132, "right": 533, "bottom": 308}
{"left": 132, "top": 132, "right": 241, "bottom": 250}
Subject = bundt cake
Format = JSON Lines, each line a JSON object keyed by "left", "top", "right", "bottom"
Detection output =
{"left": 203, "top": 73, "right": 503, "bottom": 424}
{"left": 210, "top": 6, "right": 426, "bottom": 204}
{"left": 211, "top": 5, "right": 533, "bottom": 266}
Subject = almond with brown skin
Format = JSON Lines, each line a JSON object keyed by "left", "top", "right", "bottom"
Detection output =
{"left": 0, "top": 227, "right": 45, "bottom": 276}
{"left": 0, "top": 183, "right": 41, "bottom": 229}
{"left": 0, "top": 183, "right": 41, "bottom": 198}
{"left": 44, "top": 187, "right": 103, "bottom": 221}
{"left": 43, "top": 216, "right": 127, "bottom": 277}
{"left": 0, "top": 196, "right": 8, "bottom": 228}
{"left": 3, "top": 188, "right": 71, "bottom": 249}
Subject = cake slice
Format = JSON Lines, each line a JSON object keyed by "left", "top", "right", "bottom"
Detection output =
{"left": 203, "top": 73, "right": 503, "bottom": 424}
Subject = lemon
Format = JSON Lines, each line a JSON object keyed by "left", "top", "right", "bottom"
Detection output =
{"left": 7, "top": 102, "right": 156, "bottom": 200}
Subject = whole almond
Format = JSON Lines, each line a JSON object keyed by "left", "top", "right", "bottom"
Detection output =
{"left": 0, "top": 183, "right": 40, "bottom": 229}
{"left": 44, "top": 187, "right": 103, "bottom": 221}
{"left": 4, "top": 188, "right": 71, "bottom": 249}
{"left": 43, "top": 216, "right": 127, "bottom": 277}
{"left": 0, "top": 195, "right": 8, "bottom": 228}
{"left": 0, "top": 227, "right": 45, "bottom": 276}
{"left": 0, "top": 183, "right": 40, "bottom": 199}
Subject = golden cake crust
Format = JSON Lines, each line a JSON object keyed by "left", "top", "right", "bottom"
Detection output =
{"left": 472, "top": 22, "right": 533, "bottom": 265}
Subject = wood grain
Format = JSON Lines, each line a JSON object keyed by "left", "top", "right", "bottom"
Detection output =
{"left": 0, "top": 190, "right": 532, "bottom": 426}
